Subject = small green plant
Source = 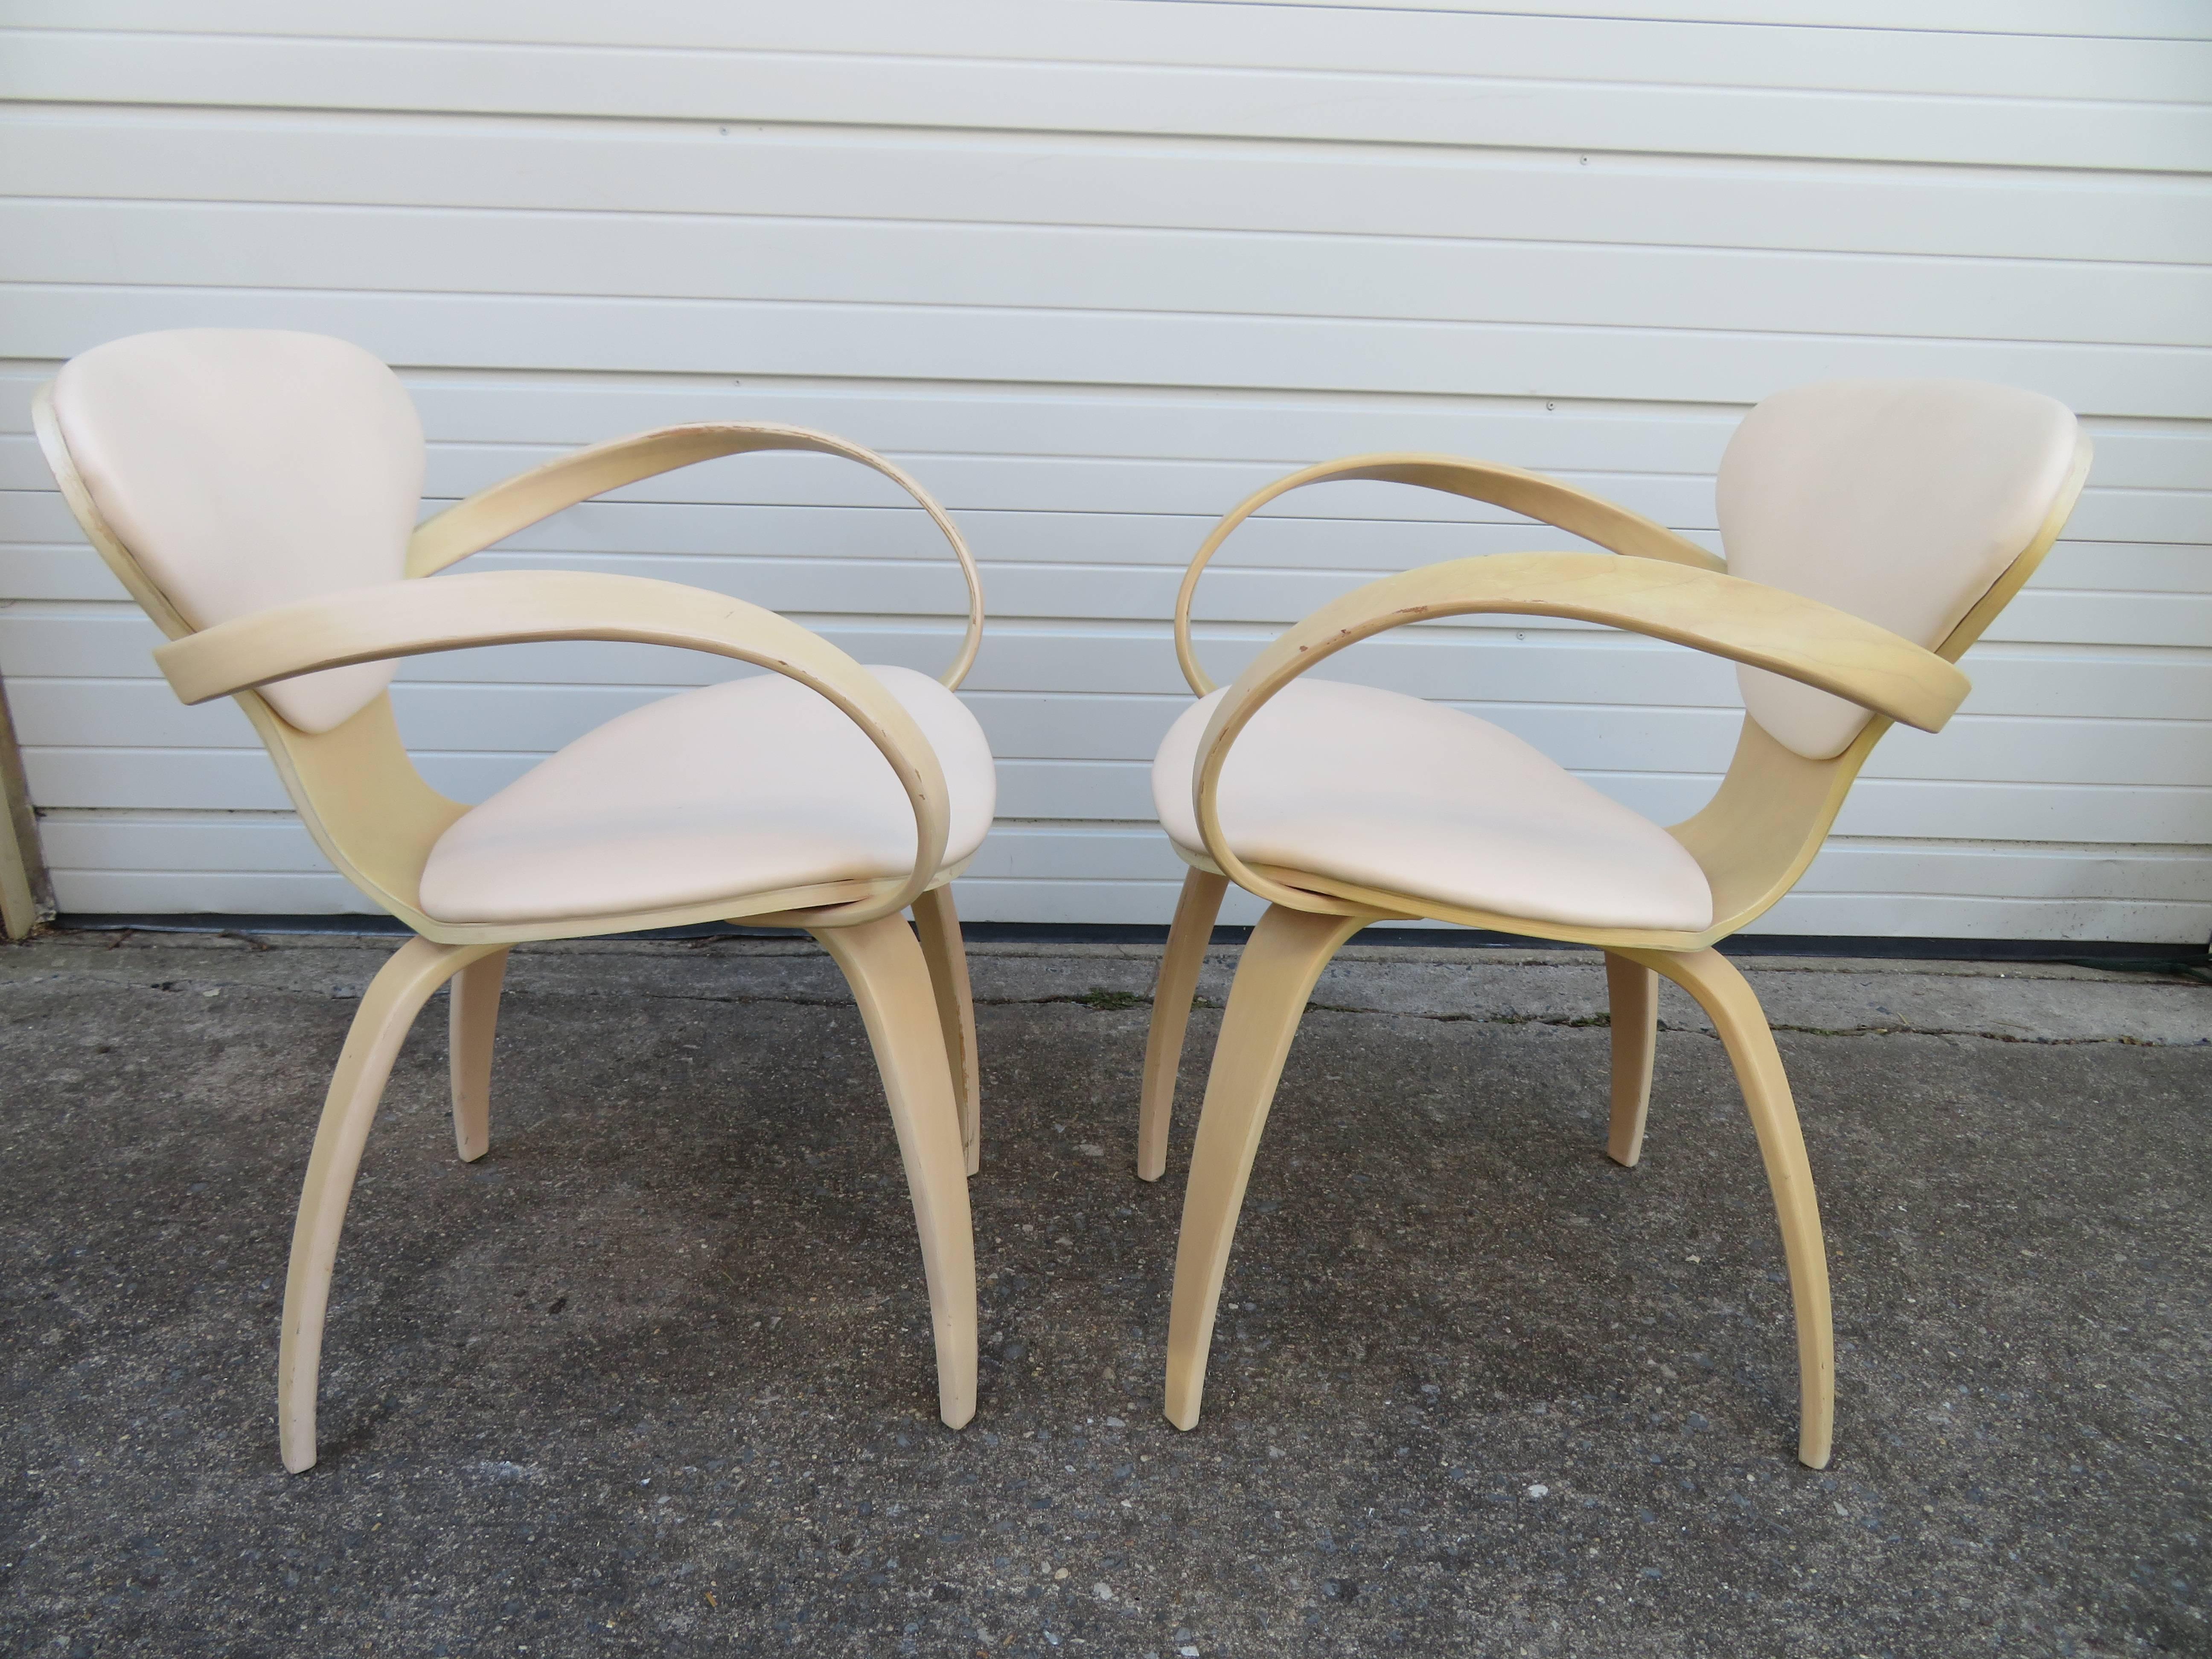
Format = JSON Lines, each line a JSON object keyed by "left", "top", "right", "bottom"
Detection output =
{"left": 1077, "top": 987, "right": 1146, "bottom": 1011}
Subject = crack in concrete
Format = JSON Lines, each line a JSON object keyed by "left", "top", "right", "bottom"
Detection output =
{"left": 6, "top": 971, "right": 2194, "bottom": 1047}
{"left": 1306, "top": 1001, "right": 2192, "bottom": 1046}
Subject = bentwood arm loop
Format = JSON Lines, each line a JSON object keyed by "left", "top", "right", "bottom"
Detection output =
{"left": 407, "top": 422, "right": 987, "bottom": 689}
{"left": 155, "top": 568, "right": 953, "bottom": 926}
{"left": 1189, "top": 551, "right": 1969, "bottom": 914}
{"left": 1173, "top": 453, "right": 1724, "bottom": 694}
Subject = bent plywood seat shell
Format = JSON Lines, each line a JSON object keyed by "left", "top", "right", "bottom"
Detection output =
{"left": 36, "top": 327, "right": 992, "bottom": 1470}
{"left": 1140, "top": 380, "right": 2091, "bottom": 1472}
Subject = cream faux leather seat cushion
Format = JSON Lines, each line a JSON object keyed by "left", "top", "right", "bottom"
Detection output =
{"left": 420, "top": 665, "right": 995, "bottom": 925}
{"left": 1153, "top": 678, "right": 1712, "bottom": 933}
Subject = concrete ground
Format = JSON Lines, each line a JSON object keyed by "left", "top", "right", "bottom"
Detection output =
{"left": 2, "top": 928, "right": 2208, "bottom": 1659}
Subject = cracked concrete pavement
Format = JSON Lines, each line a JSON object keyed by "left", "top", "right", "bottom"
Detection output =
{"left": 3, "top": 928, "right": 2208, "bottom": 1657}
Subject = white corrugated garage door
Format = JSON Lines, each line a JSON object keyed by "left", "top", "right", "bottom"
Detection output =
{"left": 1, "top": 1, "right": 2206, "bottom": 939}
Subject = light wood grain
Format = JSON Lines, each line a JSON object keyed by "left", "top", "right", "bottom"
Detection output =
{"left": 448, "top": 947, "right": 508, "bottom": 1163}
{"left": 279, "top": 934, "right": 501, "bottom": 1471}
{"left": 148, "top": 568, "right": 953, "bottom": 935}
{"left": 1147, "top": 418, "right": 2091, "bottom": 1466}
{"left": 1604, "top": 952, "right": 1657, "bottom": 1168}
{"left": 1175, "top": 455, "right": 1724, "bottom": 693}
{"left": 809, "top": 911, "right": 980, "bottom": 1430}
{"left": 406, "top": 422, "right": 984, "bottom": 688}
{"left": 1137, "top": 866, "right": 1230, "bottom": 1183}
{"left": 0, "top": 667, "right": 47, "bottom": 937}
{"left": 1187, "top": 551, "right": 1972, "bottom": 932}
{"left": 1163, "top": 902, "right": 1376, "bottom": 1431}
{"left": 1618, "top": 943, "right": 1834, "bottom": 1469}
{"left": 36, "top": 376, "right": 987, "bottom": 1470}
{"left": 912, "top": 883, "right": 982, "bottom": 1176}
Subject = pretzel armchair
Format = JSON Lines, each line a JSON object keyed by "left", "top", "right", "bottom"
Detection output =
{"left": 1137, "top": 383, "right": 2092, "bottom": 1467}
{"left": 36, "top": 329, "right": 994, "bottom": 1468}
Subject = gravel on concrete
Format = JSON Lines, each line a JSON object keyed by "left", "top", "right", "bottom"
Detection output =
{"left": 3, "top": 930, "right": 2208, "bottom": 1658}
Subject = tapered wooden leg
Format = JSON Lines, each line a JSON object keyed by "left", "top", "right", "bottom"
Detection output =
{"left": 1138, "top": 867, "right": 1229, "bottom": 1182}
{"left": 810, "top": 913, "right": 979, "bottom": 1429}
{"left": 280, "top": 935, "right": 497, "bottom": 1473}
{"left": 449, "top": 947, "right": 510, "bottom": 1163}
{"left": 911, "top": 885, "right": 981, "bottom": 1177}
{"left": 1604, "top": 951, "right": 1657, "bottom": 1168}
{"left": 1164, "top": 902, "right": 1371, "bottom": 1431}
{"left": 1624, "top": 946, "right": 1834, "bottom": 1470}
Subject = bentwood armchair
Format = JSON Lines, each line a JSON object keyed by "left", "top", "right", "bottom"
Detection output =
{"left": 1137, "top": 380, "right": 2090, "bottom": 1467}
{"left": 36, "top": 329, "right": 995, "bottom": 1470}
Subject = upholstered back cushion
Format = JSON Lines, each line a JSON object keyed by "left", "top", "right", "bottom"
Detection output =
{"left": 53, "top": 329, "right": 424, "bottom": 733}
{"left": 1720, "top": 379, "right": 2080, "bottom": 760}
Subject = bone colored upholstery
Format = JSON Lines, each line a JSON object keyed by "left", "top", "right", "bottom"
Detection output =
{"left": 1153, "top": 678, "right": 1713, "bottom": 932}
{"left": 51, "top": 329, "right": 423, "bottom": 734}
{"left": 1722, "top": 379, "right": 2080, "bottom": 760}
{"left": 420, "top": 665, "right": 995, "bottom": 925}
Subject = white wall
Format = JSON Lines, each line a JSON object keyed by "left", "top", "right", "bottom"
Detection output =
{"left": 1, "top": 0, "right": 2206, "bottom": 939}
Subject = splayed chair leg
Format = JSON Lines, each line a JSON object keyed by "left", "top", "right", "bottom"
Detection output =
{"left": 1138, "top": 867, "right": 1229, "bottom": 1182}
{"left": 912, "top": 884, "right": 981, "bottom": 1176}
{"left": 1164, "top": 902, "right": 1372, "bottom": 1431}
{"left": 1603, "top": 951, "right": 1657, "bottom": 1167}
{"left": 1624, "top": 946, "right": 1835, "bottom": 1469}
{"left": 280, "top": 935, "right": 498, "bottom": 1473}
{"left": 811, "top": 913, "right": 979, "bottom": 1429}
{"left": 449, "top": 947, "right": 510, "bottom": 1163}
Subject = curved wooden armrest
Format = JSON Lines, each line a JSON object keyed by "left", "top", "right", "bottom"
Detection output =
{"left": 407, "top": 422, "right": 987, "bottom": 688}
{"left": 1189, "top": 552, "right": 1969, "bottom": 911}
{"left": 155, "top": 569, "right": 952, "bottom": 926}
{"left": 1175, "top": 452, "right": 1723, "bottom": 694}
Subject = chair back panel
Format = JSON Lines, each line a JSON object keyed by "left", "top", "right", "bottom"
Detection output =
{"left": 1719, "top": 379, "right": 2081, "bottom": 760}
{"left": 52, "top": 329, "right": 424, "bottom": 733}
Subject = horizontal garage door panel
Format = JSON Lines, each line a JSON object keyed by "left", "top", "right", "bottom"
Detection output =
{"left": 8, "top": 111, "right": 2209, "bottom": 268}
{"left": 0, "top": 4, "right": 2204, "bottom": 942}
{"left": 7, "top": 17, "right": 2207, "bottom": 171}
{"left": 14, "top": 201, "right": 2210, "bottom": 351}
{"left": 7, "top": 289, "right": 2205, "bottom": 418}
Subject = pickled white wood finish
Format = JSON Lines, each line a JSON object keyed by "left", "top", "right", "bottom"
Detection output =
{"left": 0, "top": 3, "right": 2206, "bottom": 939}
{"left": 38, "top": 365, "right": 990, "bottom": 1470}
